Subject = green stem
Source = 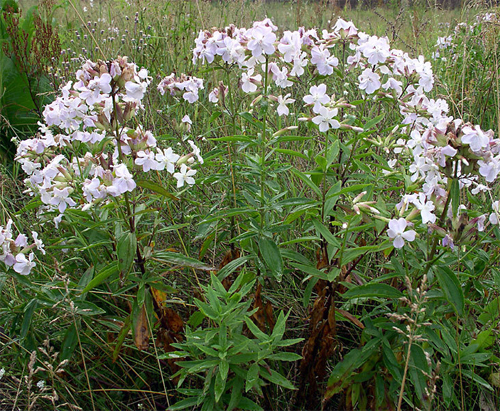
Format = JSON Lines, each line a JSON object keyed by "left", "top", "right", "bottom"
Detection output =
{"left": 260, "top": 57, "right": 269, "bottom": 232}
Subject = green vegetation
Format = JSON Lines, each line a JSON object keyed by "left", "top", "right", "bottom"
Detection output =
{"left": 1, "top": 1, "right": 499, "bottom": 410}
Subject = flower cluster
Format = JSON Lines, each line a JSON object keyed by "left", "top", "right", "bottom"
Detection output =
{"left": 16, "top": 57, "right": 202, "bottom": 224}
{"left": 192, "top": 18, "right": 439, "bottom": 131}
{"left": 191, "top": 17, "right": 500, "bottom": 250}
{"left": 157, "top": 73, "right": 204, "bottom": 103}
{"left": 0, "top": 220, "right": 44, "bottom": 275}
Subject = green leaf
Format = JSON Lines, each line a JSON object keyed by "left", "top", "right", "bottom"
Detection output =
{"left": 237, "top": 397, "right": 263, "bottom": 411}
{"left": 60, "top": 322, "right": 78, "bottom": 361}
{"left": 153, "top": 251, "right": 215, "bottom": 271}
{"left": 169, "top": 396, "right": 201, "bottom": 410}
{"left": 246, "top": 363, "right": 260, "bottom": 392}
{"left": 275, "top": 148, "right": 309, "bottom": 160}
{"left": 461, "top": 369, "right": 493, "bottom": 390}
{"left": 478, "top": 296, "right": 500, "bottom": 325}
{"left": 326, "top": 139, "right": 340, "bottom": 168}
{"left": 244, "top": 317, "right": 268, "bottom": 341}
{"left": 267, "top": 352, "right": 302, "bottom": 361}
{"left": 258, "top": 238, "right": 283, "bottom": 281}
{"left": 20, "top": 299, "right": 37, "bottom": 339}
{"left": 325, "top": 348, "right": 364, "bottom": 399}
{"left": 343, "top": 284, "right": 403, "bottom": 299}
{"left": 291, "top": 168, "right": 321, "bottom": 196}
{"left": 81, "top": 262, "right": 119, "bottom": 294}
{"left": 218, "top": 255, "right": 253, "bottom": 281}
{"left": 77, "top": 266, "right": 94, "bottom": 301}
{"left": 364, "top": 114, "right": 385, "bottom": 131}
{"left": 341, "top": 245, "right": 378, "bottom": 266}
{"left": 435, "top": 266, "right": 464, "bottom": 316}
{"left": 135, "top": 179, "right": 179, "bottom": 201}
{"left": 228, "top": 376, "right": 244, "bottom": 411}
{"left": 73, "top": 301, "right": 106, "bottom": 316}
{"left": 312, "top": 218, "right": 340, "bottom": 248}
{"left": 259, "top": 367, "right": 296, "bottom": 390}
{"left": 214, "top": 366, "right": 226, "bottom": 403}
{"left": 117, "top": 231, "right": 137, "bottom": 275}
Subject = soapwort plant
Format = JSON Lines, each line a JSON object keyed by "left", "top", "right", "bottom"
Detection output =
{"left": 4, "top": 9, "right": 500, "bottom": 410}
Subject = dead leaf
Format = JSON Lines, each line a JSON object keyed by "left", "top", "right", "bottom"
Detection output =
{"left": 336, "top": 309, "right": 365, "bottom": 329}
{"left": 134, "top": 304, "right": 149, "bottom": 351}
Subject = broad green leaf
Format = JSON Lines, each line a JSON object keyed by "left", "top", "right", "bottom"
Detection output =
{"left": 275, "top": 148, "right": 309, "bottom": 160}
{"left": 292, "top": 262, "right": 328, "bottom": 281}
{"left": 461, "top": 369, "right": 493, "bottom": 390}
{"left": 259, "top": 238, "right": 283, "bottom": 281}
{"left": 76, "top": 266, "right": 94, "bottom": 301}
{"left": 291, "top": 168, "right": 321, "bottom": 196}
{"left": 341, "top": 245, "right": 378, "bottom": 266}
{"left": 343, "top": 284, "right": 403, "bottom": 299}
{"left": 218, "top": 255, "right": 253, "bottom": 280}
{"left": 73, "top": 301, "right": 106, "bottom": 316}
{"left": 246, "top": 363, "right": 259, "bottom": 392}
{"left": 228, "top": 376, "right": 244, "bottom": 411}
{"left": 214, "top": 367, "right": 226, "bottom": 403}
{"left": 117, "top": 231, "right": 137, "bottom": 275}
{"left": 168, "top": 397, "right": 201, "bottom": 410}
{"left": 325, "top": 348, "right": 364, "bottom": 399}
{"left": 81, "top": 262, "right": 119, "bottom": 293}
{"left": 244, "top": 317, "right": 268, "bottom": 341}
{"left": 20, "top": 299, "right": 37, "bottom": 339}
{"left": 152, "top": 251, "right": 214, "bottom": 271}
{"left": 364, "top": 114, "right": 385, "bottom": 130}
{"left": 259, "top": 367, "right": 296, "bottom": 390}
{"left": 135, "top": 179, "right": 179, "bottom": 201}
{"left": 60, "top": 322, "right": 78, "bottom": 361}
{"left": 478, "top": 297, "right": 500, "bottom": 325}
{"left": 436, "top": 266, "right": 464, "bottom": 316}
{"left": 312, "top": 218, "right": 340, "bottom": 248}
{"left": 237, "top": 397, "right": 263, "bottom": 411}
{"left": 267, "top": 352, "right": 302, "bottom": 361}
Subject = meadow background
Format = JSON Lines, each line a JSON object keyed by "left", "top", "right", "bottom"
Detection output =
{"left": 1, "top": 0, "right": 500, "bottom": 410}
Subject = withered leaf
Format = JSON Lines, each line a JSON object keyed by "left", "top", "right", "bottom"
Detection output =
{"left": 133, "top": 303, "right": 149, "bottom": 351}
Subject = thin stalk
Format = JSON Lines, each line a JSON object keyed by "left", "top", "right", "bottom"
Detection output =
{"left": 423, "top": 162, "right": 455, "bottom": 275}
{"left": 397, "top": 336, "right": 413, "bottom": 411}
{"left": 73, "top": 316, "right": 96, "bottom": 411}
{"left": 259, "top": 57, "right": 270, "bottom": 232}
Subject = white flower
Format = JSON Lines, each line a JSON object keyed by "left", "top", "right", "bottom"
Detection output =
{"left": 135, "top": 150, "right": 161, "bottom": 172}
{"left": 173, "top": 164, "right": 197, "bottom": 188}
{"left": 155, "top": 148, "right": 179, "bottom": 174}
{"left": 50, "top": 187, "right": 76, "bottom": 213}
{"left": 13, "top": 252, "right": 36, "bottom": 275}
{"left": 0, "top": 368, "right": 4, "bottom": 379}
{"left": 479, "top": 156, "right": 500, "bottom": 182}
{"left": 276, "top": 94, "right": 295, "bottom": 116}
{"left": 125, "top": 81, "right": 147, "bottom": 101}
{"left": 358, "top": 69, "right": 381, "bottom": 94}
{"left": 387, "top": 218, "right": 416, "bottom": 249}
{"left": 312, "top": 106, "right": 340, "bottom": 132}
{"left": 489, "top": 201, "right": 500, "bottom": 225}
{"left": 241, "top": 69, "right": 261, "bottom": 93}
{"left": 462, "top": 125, "right": 490, "bottom": 152}
{"left": 411, "top": 193, "right": 436, "bottom": 224}
{"left": 188, "top": 140, "right": 203, "bottom": 164}
{"left": 303, "top": 84, "right": 330, "bottom": 113}
{"left": 247, "top": 25, "right": 276, "bottom": 57}
{"left": 310, "top": 45, "right": 338, "bottom": 76}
